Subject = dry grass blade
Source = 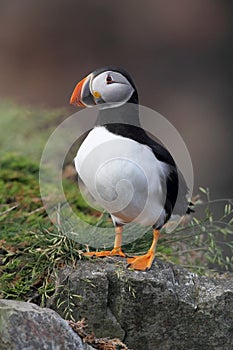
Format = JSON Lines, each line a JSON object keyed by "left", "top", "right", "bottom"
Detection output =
{"left": 0, "top": 204, "right": 18, "bottom": 216}
{"left": 26, "top": 206, "right": 45, "bottom": 216}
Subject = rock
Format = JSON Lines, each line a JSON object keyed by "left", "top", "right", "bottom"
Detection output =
{"left": 48, "top": 261, "right": 126, "bottom": 340}
{"left": 0, "top": 299, "right": 94, "bottom": 350}
{"left": 47, "top": 258, "right": 233, "bottom": 350}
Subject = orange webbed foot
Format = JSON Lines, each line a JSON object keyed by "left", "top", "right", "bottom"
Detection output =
{"left": 83, "top": 248, "right": 126, "bottom": 259}
{"left": 127, "top": 250, "right": 155, "bottom": 271}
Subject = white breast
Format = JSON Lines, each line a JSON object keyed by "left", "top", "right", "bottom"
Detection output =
{"left": 74, "top": 126, "right": 168, "bottom": 227}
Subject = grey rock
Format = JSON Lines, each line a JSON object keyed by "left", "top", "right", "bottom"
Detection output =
{"left": 47, "top": 258, "right": 233, "bottom": 350}
{"left": 83, "top": 345, "right": 95, "bottom": 350}
{"left": 0, "top": 299, "right": 90, "bottom": 350}
{"left": 47, "top": 261, "right": 125, "bottom": 340}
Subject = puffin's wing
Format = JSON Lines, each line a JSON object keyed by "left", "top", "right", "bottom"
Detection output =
{"left": 147, "top": 139, "right": 190, "bottom": 220}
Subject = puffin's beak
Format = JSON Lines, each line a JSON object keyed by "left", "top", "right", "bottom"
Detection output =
{"left": 70, "top": 75, "right": 96, "bottom": 107}
{"left": 70, "top": 77, "right": 88, "bottom": 107}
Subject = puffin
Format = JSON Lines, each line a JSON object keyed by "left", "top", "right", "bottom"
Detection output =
{"left": 70, "top": 66, "right": 192, "bottom": 271}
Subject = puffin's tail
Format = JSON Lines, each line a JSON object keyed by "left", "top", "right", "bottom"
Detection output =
{"left": 186, "top": 201, "right": 195, "bottom": 214}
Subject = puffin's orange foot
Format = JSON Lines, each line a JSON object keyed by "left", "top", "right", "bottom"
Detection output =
{"left": 83, "top": 248, "right": 126, "bottom": 258}
{"left": 127, "top": 251, "right": 155, "bottom": 271}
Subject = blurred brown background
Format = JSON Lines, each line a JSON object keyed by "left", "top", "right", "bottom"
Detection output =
{"left": 0, "top": 0, "right": 232, "bottom": 199}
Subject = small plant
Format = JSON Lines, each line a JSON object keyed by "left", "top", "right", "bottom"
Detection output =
{"left": 55, "top": 275, "right": 83, "bottom": 321}
{"left": 157, "top": 187, "right": 233, "bottom": 274}
{"left": 0, "top": 227, "right": 83, "bottom": 304}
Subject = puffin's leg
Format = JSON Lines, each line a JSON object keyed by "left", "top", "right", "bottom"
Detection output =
{"left": 83, "top": 226, "right": 126, "bottom": 258}
{"left": 127, "top": 229, "right": 160, "bottom": 270}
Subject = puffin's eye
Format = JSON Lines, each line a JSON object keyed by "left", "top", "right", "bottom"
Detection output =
{"left": 106, "top": 74, "right": 113, "bottom": 84}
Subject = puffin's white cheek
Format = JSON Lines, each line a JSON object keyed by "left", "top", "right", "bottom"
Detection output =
{"left": 102, "top": 84, "right": 133, "bottom": 103}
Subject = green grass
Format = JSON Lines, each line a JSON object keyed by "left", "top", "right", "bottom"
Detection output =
{"left": 0, "top": 101, "right": 67, "bottom": 160}
{"left": 0, "top": 101, "right": 232, "bottom": 308}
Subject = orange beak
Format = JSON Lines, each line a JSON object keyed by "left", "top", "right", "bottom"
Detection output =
{"left": 70, "top": 77, "right": 88, "bottom": 107}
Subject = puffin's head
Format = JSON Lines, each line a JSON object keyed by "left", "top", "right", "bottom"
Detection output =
{"left": 70, "top": 66, "right": 138, "bottom": 109}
